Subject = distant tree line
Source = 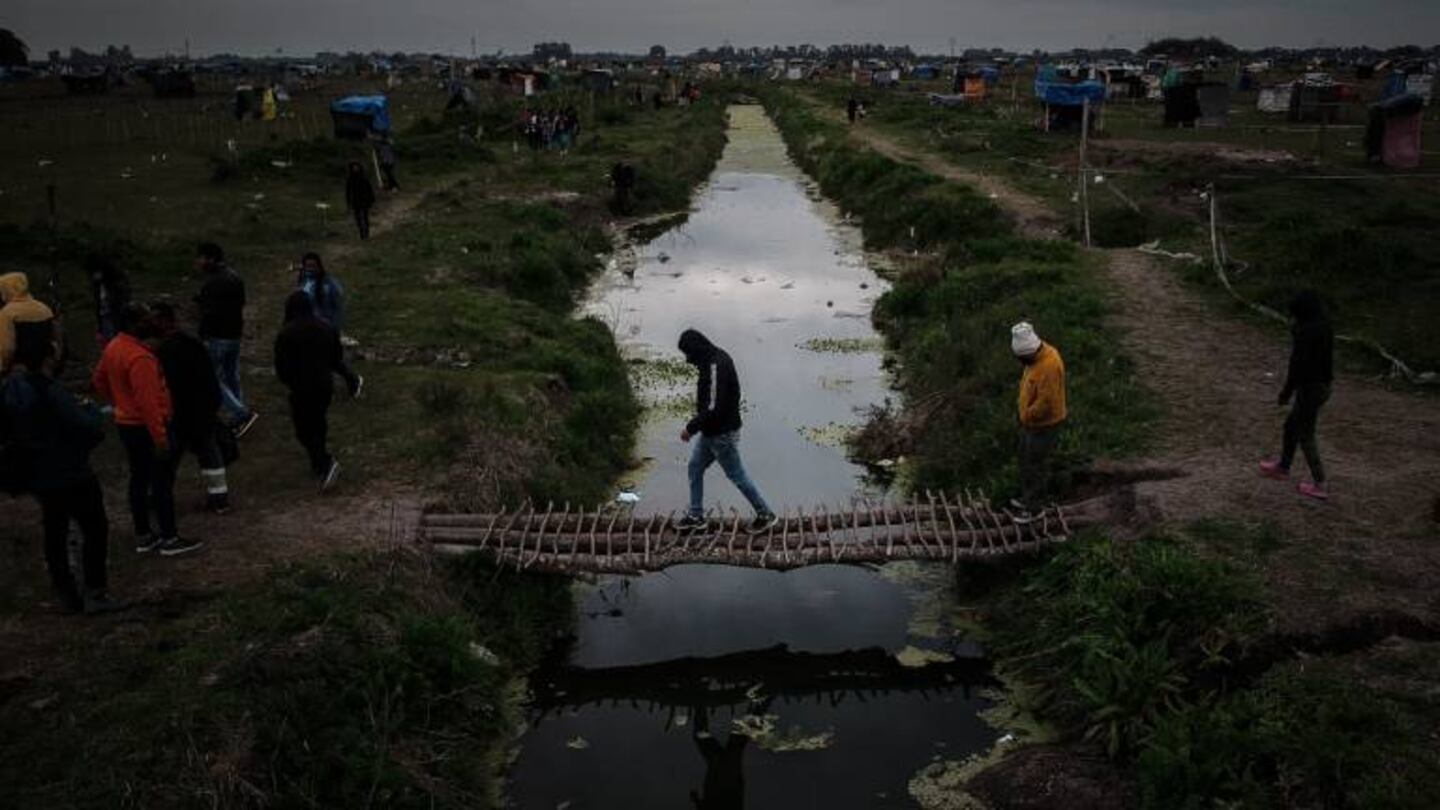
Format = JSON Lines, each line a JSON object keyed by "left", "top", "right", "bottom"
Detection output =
{"left": 0, "top": 28, "right": 29, "bottom": 67}
{"left": 1139, "top": 37, "right": 1238, "bottom": 58}
{"left": 532, "top": 41, "right": 572, "bottom": 61}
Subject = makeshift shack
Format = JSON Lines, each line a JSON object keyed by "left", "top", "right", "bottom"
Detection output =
{"left": 1256, "top": 84, "right": 1293, "bottom": 113}
{"left": 911, "top": 64, "right": 941, "bottom": 81}
{"left": 1365, "top": 93, "right": 1423, "bottom": 168}
{"left": 1035, "top": 67, "right": 1105, "bottom": 132}
{"left": 1196, "top": 83, "right": 1230, "bottom": 127}
{"left": 330, "top": 95, "right": 391, "bottom": 140}
{"left": 581, "top": 69, "right": 616, "bottom": 93}
{"left": 1163, "top": 84, "right": 1200, "bottom": 127}
{"left": 1407, "top": 74, "right": 1434, "bottom": 105}
{"left": 1290, "top": 83, "right": 1342, "bottom": 123}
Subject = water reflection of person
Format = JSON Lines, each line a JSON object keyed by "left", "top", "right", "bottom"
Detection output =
{"left": 689, "top": 706, "right": 748, "bottom": 809}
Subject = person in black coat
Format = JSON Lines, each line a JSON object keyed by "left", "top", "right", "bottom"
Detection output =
{"left": 345, "top": 161, "right": 376, "bottom": 240}
{"left": 675, "top": 329, "right": 776, "bottom": 533}
{"left": 151, "top": 301, "right": 231, "bottom": 514}
{"left": 1260, "top": 290, "right": 1335, "bottom": 500}
{"left": 85, "top": 253, "right": 131, "bottom": 346}
{"left": 194, "top": 242, "right": 256, "bottom": 436}
{"left": 274, "top": 291, "right": 346, "bottom": 490}
{"left": 1, "top": 334, "right": 120, "bottom": 613}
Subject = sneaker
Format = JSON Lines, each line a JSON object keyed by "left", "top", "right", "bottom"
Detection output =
{"left": 674, "top": 514, "right": 708, "bottom": 532}
{"left": 135, "top": 533, "right": 164, "bottom": 553}
{"left": 233, "top": 411, "right": 260, "bottom": 440}
{"left": 1258, "top": 459, "right": 1288, "bottom": 480}
{"left": 205, "top": 493, "right": 231, "bottom": 515}
{"left": 83, "top": 590, "right": 128, "bottom": 615}
{"left": 1011, "top": 511, "right": 1037, "bottom": 526}
{"left": 350, "top": 374, "right": 365, "bottom": 399}
{"left": 747, "top": 512, "right": 779, "bottom": 534}
{"left": 1298, "top": 482, "right": 1329, "bottom": 501}
{"left": 320, "top": 460, "right": 341, "bottom": 492}
{"left": 157, "top": 536, "right": 205, "bottom": 557}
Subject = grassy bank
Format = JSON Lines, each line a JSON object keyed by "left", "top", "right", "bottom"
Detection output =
{"left": 0, "top": 77, "right": 731, "bottom": 806}
{"left": 990, "top": 528, "right": 1440, "bottom": 809}
{"left": 762, "top": 86, "right": 1154, "bottom": 497}
{"left": 806, "top": 79, "right": 1440, "bottom": 374}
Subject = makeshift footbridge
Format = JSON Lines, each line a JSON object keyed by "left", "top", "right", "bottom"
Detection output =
{"left": 420, "top": 490, "right": 1130, "bottom": 575}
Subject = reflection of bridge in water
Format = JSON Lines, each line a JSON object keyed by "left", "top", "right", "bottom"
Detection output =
{"left": 527, "top": 643, "right": 996, "bottom": 717}
{"left": 422, "top": 490, "right": 1132, "bottom": 574}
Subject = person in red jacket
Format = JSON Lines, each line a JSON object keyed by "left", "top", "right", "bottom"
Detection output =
{"left": 92, "top": 303, "right": 202, "bottom": 556}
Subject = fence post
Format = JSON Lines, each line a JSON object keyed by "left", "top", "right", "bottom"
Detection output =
{"left": 1079, "top": 97, "right": 1092, "bottom": 248}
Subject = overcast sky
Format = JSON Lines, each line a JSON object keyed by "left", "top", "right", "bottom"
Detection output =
{"left": 5, "top": 0, "right": 1438, "bottom": 58}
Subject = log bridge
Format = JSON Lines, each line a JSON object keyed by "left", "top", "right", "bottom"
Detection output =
{"left": 420, "top": 490, "right": 1127, "bottom": 575}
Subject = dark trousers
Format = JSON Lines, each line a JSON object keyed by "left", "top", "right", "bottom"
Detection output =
{"left": 1019, "top": 425, "right": 1062, "bottom": 511}
{"left": 379, "top": 163, "right": 399, "bottom": 191}
{"left": 38, "top": 476, "right": 109, "bottom": 596}
{"left": 353, "top": 207, "right": 371, "bottom": 240}
{"left": 1281, "top": 383, "right": 1330, "bottom": 483}
{"left": 289, "top": 389, "right": 333, "bottom": 475}
{"left": 118, "top": 424, "right": 178, "bottom": 538}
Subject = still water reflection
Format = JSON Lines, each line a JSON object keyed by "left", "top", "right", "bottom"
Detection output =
{"left": 508, "top": 106, "right": 997, "bottom": 809}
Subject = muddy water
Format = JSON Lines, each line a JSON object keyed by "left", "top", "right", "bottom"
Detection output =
{"left": 507, "top": 106, "right": 997, "bottom": 808}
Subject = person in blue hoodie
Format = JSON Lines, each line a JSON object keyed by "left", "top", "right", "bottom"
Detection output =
{"left": 296, "top": 252, "right": 363, "bottom": 397}
{"left": 1, "top": 333, "right": 122, "bottom": 614}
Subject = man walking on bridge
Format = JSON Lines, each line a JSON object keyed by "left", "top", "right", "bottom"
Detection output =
{"left": 674, "top": 329, "right": 779, "bottom": 534}
{"left": 1012, "top": 321, "right": 1066, "bottom": 521}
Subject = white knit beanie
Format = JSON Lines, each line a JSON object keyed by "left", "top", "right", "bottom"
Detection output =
{"left": 1011, "top": 321, "right": 1042, "bottom": 357}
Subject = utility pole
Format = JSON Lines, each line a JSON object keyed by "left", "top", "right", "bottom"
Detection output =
{"left": 184, "top": 38, "right": 190, "bottom": 60}
{"left": 1079, "top": 97, "right": 1092, "bottom": 248}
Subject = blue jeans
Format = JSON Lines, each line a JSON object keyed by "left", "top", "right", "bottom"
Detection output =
{"left": 688, "top": 430, "right": 771, "bottom": 519}
{"left": 206, "top": 338, "right": 250, "bottom": 424}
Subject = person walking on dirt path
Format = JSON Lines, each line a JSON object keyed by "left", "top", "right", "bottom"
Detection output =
{"left": 274, "top": 291, "right": 346, "bottom": 491}
{"left": 1260, "top": 290, "right": 1334, "bottom": 501}
{"left": 1, "top": 332, "right": 123, "bottom": 614}
{"left": 296, "top": 252, "right": 363, "bottom": 397}
{"left": 86, "top": 254, "right": 131, "bottom": 347}
{"left": 92, "top": 303, "right": 202, "bottom": 557}
{"left": 0, "top": 271, "right": 57, "bottom": 376}
{"left": 1011, "top": 321, "right": 1067, "bottom": 520}
{"left": 847, "top": 96, "right": 859, "bottom": 124}
{"left": 151, "top": 301, "right": 232, "bottom": 515}
{"left": 345, "top": 162, "right": 376, "bottom": 240}
{"left": 194, "top": 243, "right": 258, "bottom": 438}
{"left": 376, "top": 137, "right": 400, "bottom": 191}
{"left": 673, "top": 329, "right": 779, "bottom": 534}
{"left": 610, "top": 161, "right": 637, "bottom": 215}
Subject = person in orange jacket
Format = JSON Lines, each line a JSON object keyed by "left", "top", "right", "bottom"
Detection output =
{"left": 1012, "top": 321, "right": 1067, "bottom": 519}
{"left": 92, "top": 303, "right": 202, "bottom": 556}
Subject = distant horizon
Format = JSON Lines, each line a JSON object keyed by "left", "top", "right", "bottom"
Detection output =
{"left": 16, "top": 38, "right": 1440, "bottom": 63}
{"left": 6, "top": 0, "right": 1440, "bottom": 63}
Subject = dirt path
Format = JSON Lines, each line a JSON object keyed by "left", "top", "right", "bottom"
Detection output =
{"left": 802, "top": 93, "right": 1061, "bottom": 239}
{"left": 795, "top": 92, "right": 1440, "bottom": 632}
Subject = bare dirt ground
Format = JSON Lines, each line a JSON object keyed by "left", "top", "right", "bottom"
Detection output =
{"left": 0, "top": 188, "right": 430, "bottom": 683}
{"left": 822, "top": 103, "right": 1440, "bottom": 635}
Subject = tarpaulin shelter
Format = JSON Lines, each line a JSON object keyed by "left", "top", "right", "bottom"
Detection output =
{"left": 1382, "top": 72, "right": 1409, "bottom": 99}
{"left": 1163, "top": 84, "right": 1201, "bottom": 126}
{"left": 1257, "top": 84, "right": 1294, "bottom": 113}
{"left": 1196, "top": 83, "right": 1230, "bottom": 127}
{"left": 330, "top": 95, "right": 391, "bottom": 140}
{"left": 979, "top": 66, "right": 1001, "bottom": 86}
{"left": 1365, "top": 93, "right": 1423, "bottom": 168}
{"left": 911, "top": 64, "right": 941, "bottom": 80}
{"left": 1035, "top": 67, "right": 1105, "bottom": 131}
{"left": 1407, "top": 74, "right": 1434, "bottom": 105}
{"left": 1289, "top": 84, "right": 1342, "bottom": 123}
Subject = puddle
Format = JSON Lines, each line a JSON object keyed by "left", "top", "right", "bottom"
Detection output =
{"left": 508, "top": 106, "right": 997, "bottom": 808}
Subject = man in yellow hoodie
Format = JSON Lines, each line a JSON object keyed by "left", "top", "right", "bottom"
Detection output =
{"left": 1012, "top": 321, "right": 1067, "bottom": 518}
{"left": 0, "top": 272, "right": 57, "bottom": 375}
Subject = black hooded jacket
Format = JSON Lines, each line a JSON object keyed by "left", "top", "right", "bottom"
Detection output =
{"left": 1280, "top": 290, "right": 1334, "bottom": 400}
{"left": 679, "top": 329, "right": 742, "bottom": 437}
{"left": 274, "top": 292, "right": 343, "bottom": 398}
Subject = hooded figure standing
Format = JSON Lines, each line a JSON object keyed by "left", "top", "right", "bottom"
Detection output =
{"left": 296, "top": 252, "right": 363, "bottom": 397}
{"left": 1012, "top": 321, "right": 1067, "bottom": 519}
{"left": 1260, "top": 290, "right": 1334, "bottom": 500}
{"left": 274, "top": 291, "right": 345, "bottom": 490}
{"left": 675, "top": 329, "right": 778, "bottom": 534}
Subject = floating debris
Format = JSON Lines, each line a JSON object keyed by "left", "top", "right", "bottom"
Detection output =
{"left": 798, "top": 336, "right": 883, "bottom": 354}
{"left": 565, "top": 736, "right": 589, "bottom": 750}
{"left": 896, "top": 646, "right": 956, "bottom": 668}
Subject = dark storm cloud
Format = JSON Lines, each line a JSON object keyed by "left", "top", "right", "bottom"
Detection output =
{"left": 4, "top": 0, "right": 1437, "bottom": 56}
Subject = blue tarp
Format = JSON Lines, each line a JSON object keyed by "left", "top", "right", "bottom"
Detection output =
{"left": 980, "top": 66, "right": 1001, "bottom": 86}
{"left": 330, "top": 95, "right": 391, "bottom": 132}
{"left": 912, "top": 64, "right": 941, "bottom": 79}
{"left": 1381, "top": 73, "right": 1409, "bottom": 100}
{"left": 1034, "top": 74, "right": 1106, "bottom": 106}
